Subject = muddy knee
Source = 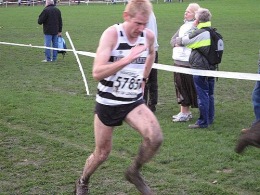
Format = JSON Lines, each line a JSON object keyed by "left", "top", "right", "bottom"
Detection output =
{"left": 94, "top": 149, "right": 110, "bottom": 163}
{"left": 148, "top": 129, "right": 163, "bottom": 150}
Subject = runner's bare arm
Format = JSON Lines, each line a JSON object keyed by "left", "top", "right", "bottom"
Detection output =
{"left": 92, "top": 26, "right": 147, "bottom": 81}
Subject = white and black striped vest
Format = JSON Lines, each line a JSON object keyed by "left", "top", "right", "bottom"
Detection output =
{"left": 96, "top": 23, "right": 148, "bottom": 106}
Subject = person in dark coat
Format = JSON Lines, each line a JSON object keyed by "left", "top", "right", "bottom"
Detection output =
{"left": 38, "top": 0, "right": 62, "bottom": 62}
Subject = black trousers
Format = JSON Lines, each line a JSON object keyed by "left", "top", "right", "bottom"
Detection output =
{"left": 144, "top": 51, "right": 158, "bottom": 106}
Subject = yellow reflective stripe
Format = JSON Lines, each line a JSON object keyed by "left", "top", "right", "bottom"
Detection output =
{"left": 197, "top": 21, "right": 211, "bottom": 29}
{"left": 187, "top": 39, "right": 210, "bottom": 49}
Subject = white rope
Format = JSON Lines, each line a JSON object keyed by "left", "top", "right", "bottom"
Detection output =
{"left": 152, "top": 63, "right": 260, "bottom": 81}
{"left": 1, "top": 40, "right": 260, "bottom": 81}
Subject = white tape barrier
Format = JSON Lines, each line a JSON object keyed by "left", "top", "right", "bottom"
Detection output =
{"left": 153, "top": 63, "right": 260, "bottom": 81}
{"left": 1, "top": 40, "right": 260, "bottom": 81}
{"left": 0, "top": 39, "right": 93, "bottom": 96}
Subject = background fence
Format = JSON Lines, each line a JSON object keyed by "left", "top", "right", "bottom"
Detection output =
{"left": 0, "top": 0, "right": 130, "bottom": 7}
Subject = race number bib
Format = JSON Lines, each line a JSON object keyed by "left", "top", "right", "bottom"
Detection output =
{"left": 112, "top": 68, "right": 142, "bottom": 98}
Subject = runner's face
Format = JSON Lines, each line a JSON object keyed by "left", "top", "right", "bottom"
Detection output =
{"left": 128, "top": 13, "right": 149, "bottom": 38}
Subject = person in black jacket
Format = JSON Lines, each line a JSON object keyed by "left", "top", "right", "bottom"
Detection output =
{"left": 38, "top": 0, "right": 62, "bottom": 62}
{"left": 143, "top": 11, "right": 159, "bottom": 112}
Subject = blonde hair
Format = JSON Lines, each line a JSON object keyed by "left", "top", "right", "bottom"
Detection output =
{"left": 124, "top": 0, "right": 152, "bottom": 18}
{"left": 187, "top": 3, "right": 200, "bottom": 15}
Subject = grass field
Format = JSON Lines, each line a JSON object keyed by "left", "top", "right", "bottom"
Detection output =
{"left": 0, "top": 0, "right": 260, "bottom": 194}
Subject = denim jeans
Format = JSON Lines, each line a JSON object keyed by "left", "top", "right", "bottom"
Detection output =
{"left": 44, "top": 34, "right": 58, "bottom": 61}
{"left": 193, "top": 75, "right": 215, "bottom": 128}
{"left": 252, "top": 66, "right": 260, "bottom": 124}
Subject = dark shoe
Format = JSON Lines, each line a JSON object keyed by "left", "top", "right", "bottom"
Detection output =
{"left": 125, "top": 167, "right": 154, "bottom": 195}
{"left": 188, "top": 124, "right": 200, "bottom": 129}
{"left": 75, "top": 178, "right": 89, "bottom": 195}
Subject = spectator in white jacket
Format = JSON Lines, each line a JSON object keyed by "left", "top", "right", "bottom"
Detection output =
{"left": 170, "top": 3, "right": 200, "bottom": 122}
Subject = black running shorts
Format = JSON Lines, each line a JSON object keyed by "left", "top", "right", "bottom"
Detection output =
{"left": 95, "top": 99, "right": 144, "bottom": 126}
